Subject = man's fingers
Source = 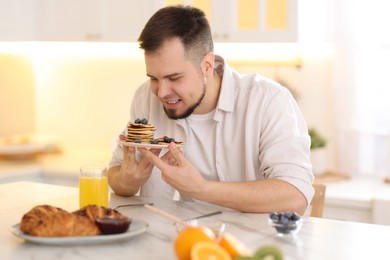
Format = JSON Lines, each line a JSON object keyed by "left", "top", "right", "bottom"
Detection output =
{"left": 167, "top": 142, "right": 184, "bottom": 165}
{"left": 138, "top": 148, "right": 167, "bottom": 171}
{"left": 149, "top": 148, "right": 163, "bottom": 156}
{"left": 123, "top": 145, "right": 137, "bottom": 162}
{"left": 138, "top": 148, "right": 162, "bottom": 169}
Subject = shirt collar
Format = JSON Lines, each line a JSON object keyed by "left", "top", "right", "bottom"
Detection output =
{"left": 215, "top": 55, "right": 235, "bottom": 113}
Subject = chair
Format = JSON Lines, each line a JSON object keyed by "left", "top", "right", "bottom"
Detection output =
{"left": 310, "top": 183, "right": 326, "bottom": 218}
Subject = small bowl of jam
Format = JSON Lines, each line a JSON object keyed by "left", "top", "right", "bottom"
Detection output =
{"left": 96, "top": 217, "right": 131, "bottom": 235}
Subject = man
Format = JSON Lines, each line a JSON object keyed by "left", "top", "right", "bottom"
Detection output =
{"left": 108, "top": 5, "right": 314, "bottom": 214}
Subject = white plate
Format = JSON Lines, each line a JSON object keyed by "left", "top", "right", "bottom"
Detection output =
{"left": 0, "top": 143, "right": 48, "bottom": 155}
{"left": 117, "top": 140, "right": 184, "bottom": 149}
{"left": 0, "top": 134, "right": 59, "bottom": 156}
{"left": 9, "top": 219, "right": 149, "bottom": 246}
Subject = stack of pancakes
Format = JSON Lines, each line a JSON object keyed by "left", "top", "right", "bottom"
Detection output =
{"left": 126, "top": 121, "right": 156, "bottom": 143}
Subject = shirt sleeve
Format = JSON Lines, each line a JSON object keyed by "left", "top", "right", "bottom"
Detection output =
{"left": 258, "top": 87, "right": 315, "bottom": 205}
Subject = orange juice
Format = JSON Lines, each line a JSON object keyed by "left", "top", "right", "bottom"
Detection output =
{"left": 79, "top": 176, "right": 109, "bottom": 208}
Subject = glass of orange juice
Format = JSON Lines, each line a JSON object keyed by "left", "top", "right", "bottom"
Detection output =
{"left": 79, "top": 165, "right": 109, "bottom": 208}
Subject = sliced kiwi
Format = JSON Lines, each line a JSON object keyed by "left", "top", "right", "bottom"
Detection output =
{"left": 254, "top": 245, "right": 283, "bottom": 260}
{"left": 234, "top": 257, "right": 255, "bottom": 260}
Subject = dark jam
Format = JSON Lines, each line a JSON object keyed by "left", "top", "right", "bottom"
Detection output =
{"left": 96, "top": 217, "right": 131, "bottom": 235}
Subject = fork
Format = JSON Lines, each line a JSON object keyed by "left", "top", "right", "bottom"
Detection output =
{"left": 114, "top": 203, "right": 154, "bottom": 210}
{"left": 182, "top": 210, "right": 223, "bottom": 222}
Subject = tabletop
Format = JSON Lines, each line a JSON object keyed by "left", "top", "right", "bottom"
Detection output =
{"left": 1, "top": 181, "right": 389, "bottom": 260}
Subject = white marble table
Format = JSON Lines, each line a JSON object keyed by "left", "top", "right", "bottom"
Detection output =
{"left": 1, "top": 181, "right": 390, "bottom": 260}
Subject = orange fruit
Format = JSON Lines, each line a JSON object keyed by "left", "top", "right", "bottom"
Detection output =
{"left": 191, "top": 241, "right": 232, "bottom": 260}
{"left": 174, "top": 226, "right": 216, "bottom": 260}
{"left": 219, "top": 232, "right": 252, "bottom": 258}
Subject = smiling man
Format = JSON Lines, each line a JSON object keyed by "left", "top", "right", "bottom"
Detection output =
{"left": 108, "top": 5, "right": 314, "bottom": 214}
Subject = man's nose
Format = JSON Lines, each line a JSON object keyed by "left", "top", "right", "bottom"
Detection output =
{"left": 157, "top": 81, "right": 171, "bottom": 98}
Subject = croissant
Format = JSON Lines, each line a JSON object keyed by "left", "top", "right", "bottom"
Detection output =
{"left": 20, "top": 204, "right": 67, "bottom": 235}
{"left": 73, "top": 204, "right": 127, "bottom": 222}
{"left": 26, "top": 211, "right": 100, "bottom": 237}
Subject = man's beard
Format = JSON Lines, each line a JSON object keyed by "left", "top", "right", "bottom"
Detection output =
{"left": 164, "top": 85, "right": 206, "bottom": 120}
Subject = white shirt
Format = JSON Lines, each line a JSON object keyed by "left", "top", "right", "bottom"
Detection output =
{"left": 184, "top": 109, "right": 218, "bottom": 181}
{"left": 109, "top": 55, "right": 315, "bottom": 205}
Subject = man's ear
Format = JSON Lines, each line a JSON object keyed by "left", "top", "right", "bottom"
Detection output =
{"left": 202, "top": 52, "right": 215, "bottom": 78}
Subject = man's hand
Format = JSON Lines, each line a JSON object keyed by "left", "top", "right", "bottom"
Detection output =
{"left": 139, "top": 142, "right": 207, "bottom": 197}
{"left": 120, "top": 134, "right": 160, "bottom": 180}
{"left": 108, "top": 134, "right": 162, "bottom": 196}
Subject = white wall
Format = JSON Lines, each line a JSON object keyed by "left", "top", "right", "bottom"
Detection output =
{"left": 0, "top": 54, "right": 35, "bottom": 136}
{"left": 31, "top": 43, "right": 147, "bottom": 159}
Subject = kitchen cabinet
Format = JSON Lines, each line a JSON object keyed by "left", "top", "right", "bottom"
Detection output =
{"left": 0, "top": 0, "right": 35, "bottom": 40}
{"left": 96, "top": 0, "right": 161, "bottom": 42}
{"left": 319, "top": 175, "right": 390, "bottom": 225}
{"left": 323, "top": 202, "right": 372, "bottom": 223}
{"left": 0, "top": 0, "right": 297, "bottom": 42}
{"left": 34, "top": 0, "right": 96, "bottom": 41}
{"left": 34, "top": 0, "right": 158, "bottom": 41}
{"left": 162, "top": 0, "right": 298, "bottom": 42}
{"left": 0, "top": 0, "right": 159, "bottom": 42}
{"left": 219, "top": 0, "right": 298, "bottom": 42}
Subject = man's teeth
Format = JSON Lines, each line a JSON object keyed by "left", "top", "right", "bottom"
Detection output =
{"left": 166, "top": 100, "right": 179, "bottom": 104}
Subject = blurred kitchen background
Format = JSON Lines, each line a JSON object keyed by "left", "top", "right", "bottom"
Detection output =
{"left": 1, "top": 0, "right": 390, "bottom": 224}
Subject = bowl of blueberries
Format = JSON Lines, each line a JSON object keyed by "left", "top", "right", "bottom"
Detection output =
{"left": 268, "top": 211, "right": 302, "bottom": 236}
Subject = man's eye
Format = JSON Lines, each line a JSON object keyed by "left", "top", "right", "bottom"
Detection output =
{"left": 169, "top": 77, "right": 179, "bottom": 81}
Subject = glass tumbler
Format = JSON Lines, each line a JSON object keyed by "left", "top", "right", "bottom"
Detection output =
{"left": 79, "top": 165, "right": 109, "bottom": 208}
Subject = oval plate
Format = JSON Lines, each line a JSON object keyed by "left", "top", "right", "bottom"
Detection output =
{"left": 117, "top": 140, "right": 184, "bottom": 149}
{"left": 9, "top": 219, "right": 148, "bottom": 246}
